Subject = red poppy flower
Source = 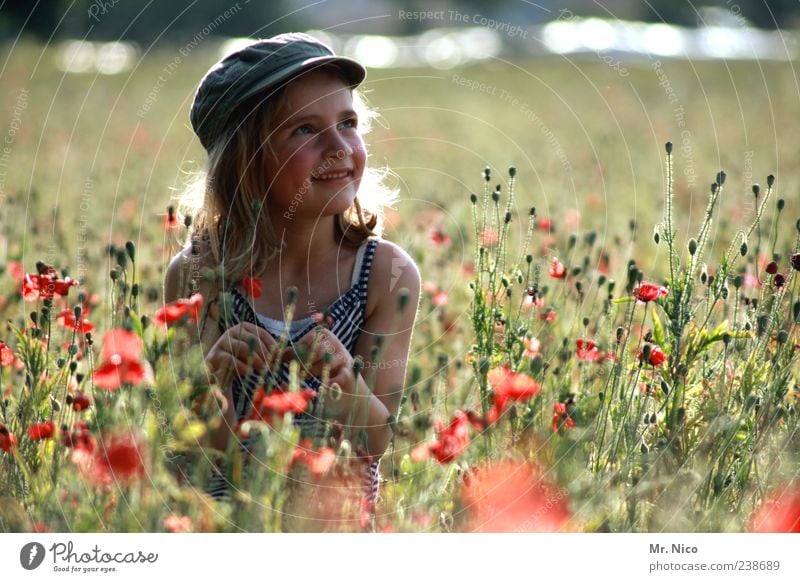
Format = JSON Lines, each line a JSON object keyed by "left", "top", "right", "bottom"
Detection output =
{"left": 247, "top": 386, "right": 316, "bottom": 425}
{"left": 28, "top": 420, "right": 56, "bottom": 441}
{"left": 537, "top": 217, "right": 553, "bottom": 232}
{"left": 22, "top": 270, "right": 78, "bottom": 301}
{"left": 633, "top": 282, "right": 669, "bottom": 303}
{"left": 428, "top": 226, "right": 452, "bottom": 246}
{"left": 61, "top": 421, "right": 95, "bottom": 453}
{"left": 432, "top": 290, "right": 448, "bottom": 307}
{"left": 552, "top": 402, "right": 575, "bottom": 432}
{"left": 291, "top": 438, "right": 336, "bottom": 476}
{"left": 87, "top": 431, "right": 146, "bottom": 486}
{"left": 93, "top": 329, "right": 147, "bottom": 389}
{"left": 639, "top": 345, "right": 667, "bottom": 367}
{"left": 241, "top": 276, "right": 262, "bottom": 298}
{"left": 749, "top": 486, "right": 800, "bottom": 532}
{"left": 548, "top": 257, "right": 566, "bottom": 279}
{"left": 152, "top": 293, "right": 203, "bottom": 326}
{"left": 7, "top": 261, "right": 24, "bottom": 282}
{"left": 164, "top": 206, "right": 180, "bottom": 230}
{"left": 481, "top": 227, "right": 499, "bottom": 247}
{"left": 765, "top": 261, "right": 778, "bottom": 275}
{"left": 70, "top": 391, "right": 92, "bottom": 412}
{"left": 487, "top": 365, "right": 540, "bottom": 423}
{"left": 523, "top": 337, "right": 541, "bottom": 358}
{"left": 56, "top": 308, "right": 95, "bottom": 334}
{"left": 0, "top": 423, "right": 17, "bottom": 453}
{"left": 576, "top": 339, "right": 602, "bottom": 362}
{"left": 460, "top": 460, "right": 572, "bottom": 532}
{"left": 539, "top": 308, "right": 556, "bottom": 323}
{"left": 0, "top": 342, "right": 14, "bottom": 367}
{"left": 164, "top": 514, "right": 193, "bottom": 533}
{"left": 412, "top": 411, "right": 471, "bottom": 464}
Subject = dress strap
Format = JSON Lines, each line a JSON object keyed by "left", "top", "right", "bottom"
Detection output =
{"left": 355, "top": 238, "right": 379, "bottom": 296}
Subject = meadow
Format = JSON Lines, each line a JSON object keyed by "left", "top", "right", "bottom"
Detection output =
{"left": 1, "top": 40, "right": 799, "bottom": 532}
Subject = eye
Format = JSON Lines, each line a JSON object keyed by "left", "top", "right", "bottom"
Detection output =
{"left": 338, "top": 117, "right": 358, "bottom": 130}
{"left": 292, "top": 124, "right": 314, "bottom": 136}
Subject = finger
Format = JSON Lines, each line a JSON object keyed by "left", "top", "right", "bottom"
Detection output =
{"left": 224, "top": 328, "right": 272, "bottom": 365}
{"left": 239, "top": 322, "right": 279, "bottom": 350}
{"left": 228, "top": 339, "right": 267, "bottom": 371}
{"left": 212, "top": 352, "right": 253, "bottom": 378}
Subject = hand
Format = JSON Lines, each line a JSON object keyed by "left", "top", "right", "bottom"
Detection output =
{"left": 205, "top": 321, "right": 279, "bottom": 383}
{"left": 292, "top": 327, "right": 358, "bottom": 421}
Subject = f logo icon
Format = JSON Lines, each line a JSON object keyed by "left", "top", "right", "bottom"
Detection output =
{"left": 20, "top": 542, "right": 45, "bottom": 570}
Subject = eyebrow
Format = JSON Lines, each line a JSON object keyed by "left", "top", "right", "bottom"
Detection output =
{"left": 283, "top": 109, "right": 358, "bottom": 126}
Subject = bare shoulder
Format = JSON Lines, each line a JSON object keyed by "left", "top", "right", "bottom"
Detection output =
{"left": 163, "top": 242, "right": 217, "bottom": 303}
{"left": 163, "top": 245, "right": 194, "bottom": 303}
{"left": 366, "top": 238, "right": 421, "bottom": 320}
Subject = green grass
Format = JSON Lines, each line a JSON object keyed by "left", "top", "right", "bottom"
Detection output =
{"left": 1, "top": 41, "right": 799, "bottom": 532}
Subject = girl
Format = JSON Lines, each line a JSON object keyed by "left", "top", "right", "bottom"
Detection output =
{"left": 163, "top": 33, "right": 420, "bottom": 531}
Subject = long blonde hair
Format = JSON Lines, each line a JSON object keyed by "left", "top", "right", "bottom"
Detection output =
{"left": 179, "top": 66, "right": 395, "bottom": 283}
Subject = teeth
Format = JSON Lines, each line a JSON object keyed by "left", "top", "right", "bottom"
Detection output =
{"left": 315, "top": 171, "right": 350, "bottom": 180}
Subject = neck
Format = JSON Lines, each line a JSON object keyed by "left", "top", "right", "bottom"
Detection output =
{"left": 265, "top": 213, "right": 342, "bottom": 276}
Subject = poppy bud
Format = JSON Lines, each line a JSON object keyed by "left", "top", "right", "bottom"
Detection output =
{"left": 790, "top": 253, "right": 800, "bottom": 271}
{"left": 767, "top": 174, "right": 775, "bottom": 187}
{"left": 125, "top": 241, "right": 136, "bottom": 262}
{"left": 716, "top": 170, "right": 726, "bottom": 185}
{"left": 470, "top": 193, "right": 478, "bottom": 204}
{"left": 777, "top": 330, "right": 788, "bottom": 344}
{"left": 740, "top": 243, "right": 747, "bottom": 256}
{"left": 286, "top": 286, "right": 298, "bottom": 304}
{"left": 353, "top": 356, "right": 364, "bottom": 376}
{"left": 752, "top": 184, "right": 760, "bottom": 196}
{"left": 794, "top": 300, "right": 800, "bottom": 321}
{"left": 757, "top": 315, "right": 769, "bottom": 336}
{"left": 483, "top": 167, "right": 490, "bottom": 182}
{"left": 774, "top": 273, "right": 786, "bottom": 288}
{"left": 184, "top": 215, "right": 192, "bottom": 228}
{"left": 529, "top": 207, "right": 536, "bottom": 217}
{"left": 733, "top": 275, "right": 743, "bottom": 289}
{"left": 508, "top": 166, "right": 516, "bottom": 178}
{"left": 491, "top": 190, "right": 500, "bottom": 203}
{"left": 504, "top": 211, "right": 511, "bottom": 224}
{"left": 665, "top": 141, "right": 673, "bottom": 154}
{"left": 688, "top": 238, "right": 697, "bottom": 255}
{"left": 766, "top": 261, "right": 778, "bottom": 275}
{"left": 777, "top": 198, "right": 785, "bottom": 211}
{"left": 654, "top": 231, "right": 660, "bottom": 245}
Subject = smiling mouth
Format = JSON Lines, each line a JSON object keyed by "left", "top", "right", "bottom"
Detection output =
{"left": 311, "top": 169, "right": 353, "bottom": 181}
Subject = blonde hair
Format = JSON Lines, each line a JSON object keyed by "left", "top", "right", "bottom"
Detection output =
{"left": 179, "top": 66, "right": 396, "bottom": 283}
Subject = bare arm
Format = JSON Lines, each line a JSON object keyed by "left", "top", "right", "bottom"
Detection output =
{"left": 346, "top": 240, "right": 421, "bottom": 459}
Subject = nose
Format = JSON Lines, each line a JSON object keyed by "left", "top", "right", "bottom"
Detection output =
{"left": 321, "top": 126, "right": 354, "bottom": 160}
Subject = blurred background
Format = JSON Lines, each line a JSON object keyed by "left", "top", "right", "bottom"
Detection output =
{"left": 1, "top": 0, "right": 798, "bottom": 292}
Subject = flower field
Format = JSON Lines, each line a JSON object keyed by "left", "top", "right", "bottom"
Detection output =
{"left": 1, "top": 43, "right": 799, "bottom": 532}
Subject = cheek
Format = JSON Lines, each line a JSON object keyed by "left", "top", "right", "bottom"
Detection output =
{"left": 352, "top": 139, "right": 367, "bottom": 174}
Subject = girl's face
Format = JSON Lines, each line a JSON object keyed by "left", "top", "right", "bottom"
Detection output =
{"left": 264, "top": 69, "right": 366, "bottom": 222}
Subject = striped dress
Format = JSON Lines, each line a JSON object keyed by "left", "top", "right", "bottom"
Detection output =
{"left": 205, "top": 236, "right": 381, "bottom": 511}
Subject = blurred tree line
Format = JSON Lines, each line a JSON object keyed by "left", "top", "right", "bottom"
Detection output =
{"left": 1, "top": 0, "right": 798, "bottom": 45}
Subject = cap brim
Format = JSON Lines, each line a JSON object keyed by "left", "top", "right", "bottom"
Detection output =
{"left": 239, "top": 55, "right": 366, "bottom": 105}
